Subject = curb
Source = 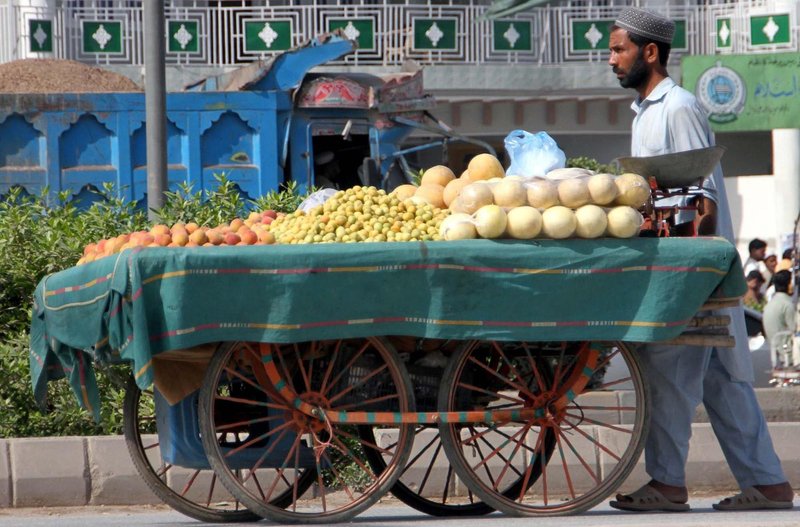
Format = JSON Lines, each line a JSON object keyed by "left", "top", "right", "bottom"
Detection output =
{"left": 1, "top": 420, "right": 799, "bottom": 508}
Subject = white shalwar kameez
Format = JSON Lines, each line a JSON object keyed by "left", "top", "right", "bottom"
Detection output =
{"left": 630, "top": 77, "right": 786, "bottom": 488}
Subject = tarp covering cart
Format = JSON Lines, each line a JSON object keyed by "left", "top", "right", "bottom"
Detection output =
{"left": 30, "top": 236, "right": 746, "bottom": 522}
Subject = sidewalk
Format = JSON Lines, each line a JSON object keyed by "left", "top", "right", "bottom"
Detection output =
{"left": 1, "top": 388, "right": 799, "bottom": 508}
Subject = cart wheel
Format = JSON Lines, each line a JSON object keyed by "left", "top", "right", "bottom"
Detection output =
{"left": 199, "top": 338, "right": 415, "bottom": 524}
{"left": 360, "top": 343, "right": 556, "bottom": 517}
{"left": 122, "top": 376, "right": 260, "bottom": 522}
{"left": 360, "top": 424, "right": 494, "bottom": 516}
{"left": 438, "top": 340, "right": 649, "bottom": 516}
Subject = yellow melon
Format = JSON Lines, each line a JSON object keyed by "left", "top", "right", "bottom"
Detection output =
{"left": 459, "top": 181, "right": 494, "bottom": 214}
{"left": 467, "top": 153, "right": 505, "bottom": 181}
{"left": 392, "top": 184, "right": 417, "bottom": 201}
{"left": 443, "top": 178, "right": 468, "bottom": 207}
{"left": 414, "top": 184, "right": 446, "bottom": 209}
{"left": 421, "top": 165, "right": 456, "bottom": 187}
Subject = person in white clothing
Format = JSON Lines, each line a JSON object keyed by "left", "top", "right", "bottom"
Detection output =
{"left": 743, "top": 238, "right": 768, "bottom": 277}
{"left": 763, "top": 270, "right": 798, "bottom": 369}
{"left": 606, "top": 7, "right": 793, "bottom": 512}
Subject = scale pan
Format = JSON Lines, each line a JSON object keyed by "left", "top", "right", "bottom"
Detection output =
{"left": 614, "top": 146, "right": 725, "bottom": 188}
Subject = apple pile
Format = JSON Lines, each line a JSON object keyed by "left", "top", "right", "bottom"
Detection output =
{"left": 76, "top": 209, "right": 281, "bottom": 265}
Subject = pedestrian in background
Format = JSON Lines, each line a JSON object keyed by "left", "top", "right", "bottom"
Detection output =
{"left": 743, "top": 270, "right": 766, "bottom": 312}
{"left": 743, "top": 238, "right": 768, "bottom": 277}
{"left": 763, "top": 270, "right": 797, "bottom": 370}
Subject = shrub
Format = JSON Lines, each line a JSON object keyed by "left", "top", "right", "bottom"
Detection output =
{"left": 0, "top": 185, "right": 148, "bottom": 338}
{"left": 157, "top": 173, "right": 248, "bottom": 227}
{"left": 250, "top": 180, "right": 317, "bottom": 214}
{"left": 0, "top": 176, "right": 315, "bottom": 437}
{"left": 0, "top": 332, "right": 128, "bottom": 437}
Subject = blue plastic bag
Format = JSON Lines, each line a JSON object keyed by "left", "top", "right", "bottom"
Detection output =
{"left": 504, "top": 130, "right": 566, "bottom": 177}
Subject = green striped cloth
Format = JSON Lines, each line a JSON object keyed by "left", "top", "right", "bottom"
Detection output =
{"left": 30, "top": 237, "right": 745, "bottom": 418}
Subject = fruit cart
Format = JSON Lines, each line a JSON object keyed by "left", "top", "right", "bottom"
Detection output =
{"left": 30, "top": 232, "right": 746, "bottom": 523}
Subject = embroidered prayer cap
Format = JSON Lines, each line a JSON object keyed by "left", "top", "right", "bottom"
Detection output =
{"left": 614, "top": 7, "right": 675, "bottom": 44}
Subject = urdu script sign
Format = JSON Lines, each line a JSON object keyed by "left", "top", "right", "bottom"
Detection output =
{"left": 683, "top": 53, "right": 800, "bottom": 132}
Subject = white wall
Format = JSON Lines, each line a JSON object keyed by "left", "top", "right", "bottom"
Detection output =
{"left": 725, "top": 174, "right": 779, "bottom": 261}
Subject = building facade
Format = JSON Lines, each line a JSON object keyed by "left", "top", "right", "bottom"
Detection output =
{"left": 1, "top": 0, "right": 798, "bottom": 254}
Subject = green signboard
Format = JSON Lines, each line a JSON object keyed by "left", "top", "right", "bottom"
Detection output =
{"left": 244, "top": 20, "right": 292, "bottom": 52}
{"left": 82, "top": 20, "right": 123, "bottom": 54}
{"left": 413, "top": 18, "right": 457, "bottom": 51}
{"left": 328, "top": 18, "right": 375, "bottom": 51}
{"left": 493, "top": 20, "right": 532, "bottom": 52}
{"left": 750, "top": 14, "right": 791, "bottom": 46}
{"left": 572, "top": 18, "right": 686, "bottom": 52}
{"left": 683, "top": 52, "right": 800, "bottom": 131}
{"left": 572, "top": 19, "right": 613, "bottom": 51}
{"left": 168, "top": 20, "right": 199, "bottom": 53}
{"left": 29, "top": 19, "right": 53, "bottom": 53}
{"left": 717, "top": 17, "right": 733, "bottom": 49}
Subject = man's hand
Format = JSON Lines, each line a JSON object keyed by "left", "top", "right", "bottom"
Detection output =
{"left": 694, "top": 196, "right": 717, "bottom": 236}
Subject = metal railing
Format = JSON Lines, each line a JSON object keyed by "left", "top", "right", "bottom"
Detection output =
{"left": 1, "top": 0, "right": 799, "bottom": 68}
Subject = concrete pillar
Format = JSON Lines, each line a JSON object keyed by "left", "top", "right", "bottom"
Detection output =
{"left": 771, "top": 129, "right": 800, "bottom": 254}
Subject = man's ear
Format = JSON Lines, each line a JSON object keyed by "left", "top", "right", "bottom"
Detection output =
{"left": 643, "top": 42, "right": 660, "bottom": 65}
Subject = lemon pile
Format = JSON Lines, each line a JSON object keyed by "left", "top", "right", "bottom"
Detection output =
{"left": 269, "top": 186, "right": 449, "bottom": 244}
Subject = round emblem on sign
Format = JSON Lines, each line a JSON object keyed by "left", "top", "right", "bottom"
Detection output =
{"left": 696, "top": 62, "right": 746, "bottom": 123}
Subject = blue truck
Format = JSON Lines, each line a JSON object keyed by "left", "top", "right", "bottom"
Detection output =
{"left": 0, "top": 33, "right": 491, "bottom": 208}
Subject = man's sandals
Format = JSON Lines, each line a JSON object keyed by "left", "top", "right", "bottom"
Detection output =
{"left": 610, "top": 485, "right": 690, "bottom": 512}
{"left": 713, "top": 487, "right": 794, "bottom": 511}
{"left": 611, "top": 485, "right": 794, "bottom": 512}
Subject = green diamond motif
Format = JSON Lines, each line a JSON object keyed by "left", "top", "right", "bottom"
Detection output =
{"left": 750, "top": 14, "right": 791, "bottom": 46}
{"left": 493, "top": 20, "right": 532, "bottom": 52}
{"left": 717, "top": 18, "right": 732, "bottom": 49}
{"left": 413, "top": 19, "right": 457, "bottom": 51}
{"left": 673, "top": 20, "right": 687, "bottom": 50}
{"left": 328, "top": 19, "right": 375, "bottom": 51}
{"left": 29, "top": 19, "right": 53, "bottom": 53}
{"left": 82, "top": 20, "right": 123, "bottom": 54}
{"left": 168, "top": 20, "right": 199, "bottom": 53}
{"left": 244, "top": 20, "right": 292, "bottom": 52}
{"left": 571, "top": 20, "right": 613, "bottom": 51}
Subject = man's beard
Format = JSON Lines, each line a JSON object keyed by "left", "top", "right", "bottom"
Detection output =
{"left": 616, "top": 49, "right": 649, "bottom": 89}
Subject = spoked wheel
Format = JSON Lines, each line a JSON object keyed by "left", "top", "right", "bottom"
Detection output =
{"left": 122, "top": 376, "right": 260, "bottom": 522}
{"left": 360, "top": 423, "right": 493, "bottom": 516}
{"left": 360, "top": 339, "right": 556, "bottom": 516}
{"left": 198, "top": 338, "right": 415, "bottom": 524}
{"left": 438, "top": 340, "right": 649, "bottom": 516}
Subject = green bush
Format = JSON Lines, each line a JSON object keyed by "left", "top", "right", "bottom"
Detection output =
{"left": 0, "top": 176, "right": 314, "bottom": 437}
{"left": 250, "top": 180, "right": 317, "bottom": 214}
{"left": 0, "top": 185, "right": 148, "bottom": 338}
{"left": 0, "top": 332, "right": 130, "bottom": 437}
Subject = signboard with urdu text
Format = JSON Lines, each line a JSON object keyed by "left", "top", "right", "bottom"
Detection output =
{"left": 682, "top": 52, "right": 800, "bottom": 132}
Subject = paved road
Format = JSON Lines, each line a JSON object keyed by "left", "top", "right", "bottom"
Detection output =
{"left": 0, "top": 498, "right": 798, "bottom": 527}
